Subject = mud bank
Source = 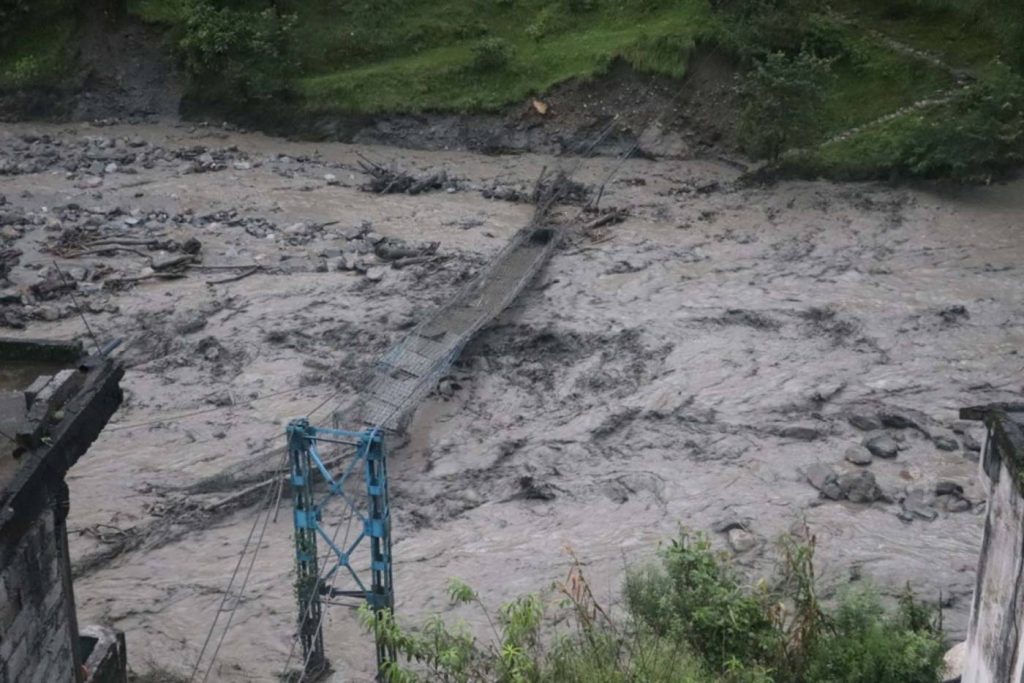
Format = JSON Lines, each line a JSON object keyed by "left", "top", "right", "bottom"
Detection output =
{"left": 199, "top": 54, "right": 741, "bottom": 162}
{"left": 0, "top": 121, "right": 1020, "bottom": 680}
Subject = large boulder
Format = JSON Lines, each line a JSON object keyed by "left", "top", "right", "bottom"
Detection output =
{"left": 806, "top": 463, "right": 843, "bottom": 500}
{"left": 864, "top": 434, "right": 900, "bottom": 459}
{"left": 838, "top": 470, "right": 882, "bottom": 503}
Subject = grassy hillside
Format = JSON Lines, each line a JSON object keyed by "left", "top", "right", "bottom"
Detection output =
{"left": 130, "top": 0, "right": 717, "bottom": 113}
{"left": 3, "top": 0, "right": 1022, "bottom": 180}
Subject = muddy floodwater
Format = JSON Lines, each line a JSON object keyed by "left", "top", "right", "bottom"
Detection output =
{"left": 0, "top": 121, "right": 1021, "bottom": 680}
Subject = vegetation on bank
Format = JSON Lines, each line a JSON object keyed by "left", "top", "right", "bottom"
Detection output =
{"left": 361, "top": 532, "right": 946, "bottom": 682}
{"left": 153, "top": 0, "right": 717, "bottom": 113}
{"left": 0, "top": 0, "right": 76, "bottom": 89}
{"left": 2, "top": 0, "right": 1023, "bottom": 180}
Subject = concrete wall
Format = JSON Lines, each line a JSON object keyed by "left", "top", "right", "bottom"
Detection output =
{"left": 0, "top": 486, "right": 79, "bottom": 683}
{"left": 1, "top": 345, "right": 125, "bottom": 683}
{"left": 80, "top": 625, "right": 128, "bottom": 683}
{"left": 962, "top": 407, "right": 1024, "bottom": 683}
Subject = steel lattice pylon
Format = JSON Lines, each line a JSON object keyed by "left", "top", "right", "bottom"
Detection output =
{"left": 286, "top": 175, "right": 569, "bottom": 680}
{"left": 287, "top": 419, "right": 394, "bottom": 679}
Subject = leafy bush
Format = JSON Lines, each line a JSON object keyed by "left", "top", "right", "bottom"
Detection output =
{"left": 624, "top": 533, "right": 779, "bottom": 672}
{"left": 365, "top": 564, "right": 717, "bottom": 683}
{"left": 737, "top": 50, "right": 833, "bottom": 159}
{"left": 802, "top": 589, "right": 945, "bottom": 682}
{"left": 625, "top": 531, "right": 944, "bottom": 681}
{"left": 472, "top": 37, "right": 514, "bottom": 71}
{"left": 3, "top": 55, "right": 43, "bottom": 86}
{"left": 978, "top": 0, "right": 1024, "bottom": 71}
{"left": 362, "top": 532, "right": 945, "bottom": 683}
{"left": 801, "top": 17, "right": 860, "bottom": 63}
{"left": 874, "top": 62, "right": 1024, "bottom": 179}
{"left": 178, "top": 1, "right": 296, "bottom": 101}
{"left": 714, "top": 0, "right": 827, "bottom": 57}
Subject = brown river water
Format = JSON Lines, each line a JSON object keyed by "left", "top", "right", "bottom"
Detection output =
{"left": 0, "top": 121, "right": 1020, "bottom": 680}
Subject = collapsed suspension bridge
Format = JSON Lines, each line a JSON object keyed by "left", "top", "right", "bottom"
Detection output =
{"left": 282, "top": 174, "right": 572, "bottom": 680}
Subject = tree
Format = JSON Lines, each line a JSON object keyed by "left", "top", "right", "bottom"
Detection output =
{"left": 736, "top": 50, "right": 832, "bottom": 160}
{"left": 178, "top": 0, "right": 297, "bottom": 102}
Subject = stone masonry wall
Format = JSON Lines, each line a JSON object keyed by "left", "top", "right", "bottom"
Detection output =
{"left": 962, "top": 406, "right": 1024, "bottom": 683}
{"left": 0, "top": 487, "right": 77, "bottom": 683}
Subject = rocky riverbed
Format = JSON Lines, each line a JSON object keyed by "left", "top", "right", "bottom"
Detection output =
{"left": 0, "top": 120, "right": 1020, "bottom": 680}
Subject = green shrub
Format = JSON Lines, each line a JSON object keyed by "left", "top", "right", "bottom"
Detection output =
{"left": 802, "top": 589, "right": 945, "bottom": 683}
{"left": 977, "top": 0, "right": 1024, "bottom": 71}
{"left": 4, "top": 55, "right": 42, "bottom": 86}
{"left": 880, "top": 62, "right": 1024, "bottom": 179}
{"left": 472, "top": 37, "right": 514, "bottom": 71}
{"left": 737, "top": 50, "right": 833, "bottom": 159}
{"left": 715, "top": 0, "right": 827, "bottom": 57}
{"left": 178, "top": 1, "right": 296, "bottom": 101}
{"left": 624, "top": 532, "right": 779, "bottom": 672}
{"left": 801, "top": 17, "right": 859, "bottom": 63}
{"left": 361, "top": 533, "right": 945, "bottom": 683}
{"left": 623, "top": 531, "right": 945, "bottom": 682}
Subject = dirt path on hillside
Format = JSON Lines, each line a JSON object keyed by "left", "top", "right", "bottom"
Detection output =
{"left": 0, "top": 121, "right": 1021, "bottom": 680}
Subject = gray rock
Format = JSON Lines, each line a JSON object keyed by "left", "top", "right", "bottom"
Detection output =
{"left": 710, "top": 518, "right": 747, "bottom": 534}
{"left": 727, "top": 528, "right": 758, "bottom": 553}
{"left": 806, "top": 463, "right": 843, "bottom": 500}
{"left": 935, "top": 480, "right": 964, "bottom": 496}
{"left": 902, "top": 490, "right": 938, "bottom": 521}
{"left": 233, "top": 161, "right": 252, "bottom": 171}
{"left": 934, "top": 436, "right": 959, "bottom": 451}
{"left": 104, "top": 162, "right": 118, "bottom": 174}
{"left": 365, "top": 266, "right": 386, "bottom": 282}
{"left": 844, "top": 446, "right": 873, "bottom": 466}
{"left": 780, "top": 426, "right": 820, "bottom": 441}
{"left": 864, "top": 434, "right": 899, "bottom": 459}
{"left": 39, "top": 305, "right": 60, "bottom": 321}
{"left": 810, "top": 381, "right": 845, "bottom": 402}
{"left": 324, "top": 173, "right": 339, "bottom": 185}
{"left": 942, "top": 641, "right": 966, "bottom": 683}
{"left": 880, "top": 411, "right": 919, "bottom": 430}
{"left": 962, "top": 432, "right": 981, "bottom": 452}
{"left": 943, "top": 496, "right": 971, "bottom": 513}
{"left": 849, "top": 414, "right": 882, "bottom": 431}
{"left": 838, "top": 470, "right": 882, "bottom": 503}
{"left": 283, "top": 222, "right": 309, "bottom": 237}
{"left": 341, "top": 253, "right": 360, "bottom": 271}
{"left": 176, "top": 314, "right": 207, "bottom": 335}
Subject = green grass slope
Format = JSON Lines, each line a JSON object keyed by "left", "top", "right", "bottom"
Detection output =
{"left": 2, "top": 0, "right": 1021, "bottom": 179}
